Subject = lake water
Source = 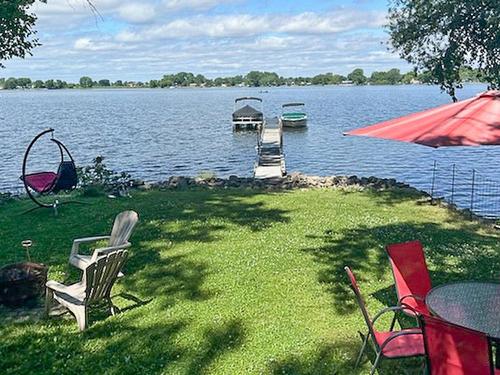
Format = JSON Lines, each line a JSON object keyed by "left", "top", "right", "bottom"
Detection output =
{"left": 1, "top": 84, "right": 499, "bottom": 198}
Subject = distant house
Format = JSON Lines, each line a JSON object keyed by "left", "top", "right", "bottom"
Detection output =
{"left": 410, "top": 79, "right": 421, "bottom": 84}
{"left": 340, "top": 80, "right": 354, "bottom": 86}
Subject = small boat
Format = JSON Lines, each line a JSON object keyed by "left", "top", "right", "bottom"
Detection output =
{"left": 232, "top": 97, "right": 264, "bottom": 130}
{"left": 281, "top": 103, "right": 307, "bottom": 128}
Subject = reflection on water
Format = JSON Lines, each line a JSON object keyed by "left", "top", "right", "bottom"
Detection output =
{"left": 0, "top": 84, "right": 499, "bottom": 195}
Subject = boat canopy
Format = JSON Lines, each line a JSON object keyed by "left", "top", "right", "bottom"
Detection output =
{"left": 282, "top": 102, "right": 305, "bottom": 108}
{"left": 235, "top": 97, "right": 262, "bottom": 103}
{"left": 233, "top": 105, "right": 263, "bottom": 118}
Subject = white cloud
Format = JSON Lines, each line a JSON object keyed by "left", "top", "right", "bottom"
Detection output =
{"left": 278, "top": 11, "right": 385, "bottom": 33}
{"left": 118, "top": 3, "right": 156, "bottom": 23}
{"left": 250, "top": 36, "right": 291, "bottom": 50}
{"left": 116, "top": 30, "right": 143, "bottom": 43}
{"left": 74, "top": 37, "right": 122, "bottom": 51}
{"left": 123, "top": 14, "right": 266, "bottom": 40}
{"left": 115, "top": 10, "right": 386, "bottom": 42}
{"left": 162, "top": 0, "right": 237, "bottom": 11}
{"left": 32, "top": 0, "right": 121, "bottom": 20}
{"left": 74, "top": 37, "right": 93, "bottom": 50}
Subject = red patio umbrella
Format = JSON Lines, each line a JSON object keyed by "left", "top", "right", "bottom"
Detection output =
{"left": 345, "top": 91, "right": 500, "bottom": 147}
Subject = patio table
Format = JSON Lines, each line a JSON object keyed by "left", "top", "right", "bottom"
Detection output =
{"left": 426, "top": 281, "right": 500, "bottom": 367}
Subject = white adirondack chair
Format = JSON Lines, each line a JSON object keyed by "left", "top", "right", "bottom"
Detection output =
{"left": 69, "top": 210, "right": 138, "bottom": 272}
{"left": 46, "top": 249, "right": 128, "bottom": 331}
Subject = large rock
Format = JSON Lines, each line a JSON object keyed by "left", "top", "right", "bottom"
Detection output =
{"left": 168, "top": 176, "right": 189, "bottom": 188}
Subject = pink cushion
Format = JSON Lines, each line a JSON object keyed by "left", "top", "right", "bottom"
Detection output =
{"left": 23, "top": 172, "right": 57, "bottom": 193}
{"left": 374, "top": 329, "right": 425, "bottom": 358}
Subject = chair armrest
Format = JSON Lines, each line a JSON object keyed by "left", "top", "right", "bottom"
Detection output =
{"left": 372, "top": 303, "right": 420, "bottom": 327}
{"left": 71, "top": 236, "right": 110, "bottom": 256}
{"left": 379, "top": 329, "right": 422, "bottom": 352}
{"left": 90, "top": 242, "right": 131, "bottom": 262}
{"left": 399, "top": 294, "right": 426, "bottom": 304}
{"left": 46, "top": 280, "right": 68, "bottom": 293}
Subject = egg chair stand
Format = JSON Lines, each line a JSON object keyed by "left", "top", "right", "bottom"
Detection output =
{"left": 20, "top": 128, "right": 84, "bottom": 214}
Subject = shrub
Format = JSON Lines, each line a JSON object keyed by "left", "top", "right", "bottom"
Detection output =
{"left": 77, "top": 156, "right": 132, "bottom": 197}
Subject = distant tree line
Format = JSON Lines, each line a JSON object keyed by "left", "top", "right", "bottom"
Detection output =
{"left": 0, "top": 67, "right": 488, "bottom": 90}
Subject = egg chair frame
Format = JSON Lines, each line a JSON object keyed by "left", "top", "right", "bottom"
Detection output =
{"left": 20, "top": 128, "right": 81, "bottom": 214}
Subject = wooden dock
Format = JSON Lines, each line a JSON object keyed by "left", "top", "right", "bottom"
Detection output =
{"left": 254, "top": 117, "right": 286, "bottom": 179}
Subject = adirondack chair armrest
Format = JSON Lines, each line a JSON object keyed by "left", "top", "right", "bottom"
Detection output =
{"left": 90, "top": 242, "right": 131, "bottom": 262}
{"left": 46, "top": 280, "right": 69, "bottom": 293}
{"left": 71, "top": 236, "right": 111, "bottom": 256}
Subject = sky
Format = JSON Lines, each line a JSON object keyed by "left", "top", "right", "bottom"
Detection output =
{"left": 1, "top": 0, "right": 411, "bottom": 81}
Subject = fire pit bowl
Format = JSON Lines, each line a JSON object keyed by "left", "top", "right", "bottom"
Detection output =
{"left": 0, "top": 262, "right": 48, "bottom": 307}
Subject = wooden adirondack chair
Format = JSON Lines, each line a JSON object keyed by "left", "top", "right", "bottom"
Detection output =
{"left": 69, "top": 210, "right": 138, "bottom": 272}
{"left": 46, "top": 250, "right": 128, "bottom": 331}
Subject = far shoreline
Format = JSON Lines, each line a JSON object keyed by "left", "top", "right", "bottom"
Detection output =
{"left": 0, "top": 82, "right": 487, "bottom": 92}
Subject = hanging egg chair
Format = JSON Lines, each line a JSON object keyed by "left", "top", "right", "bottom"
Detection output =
{"left": 20, "top": 128, "right": 79, "bottom": 213}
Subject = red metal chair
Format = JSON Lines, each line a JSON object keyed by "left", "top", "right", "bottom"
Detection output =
{"left": 385, "top": 240, "right": 432, "bottom": 324}
{"left": 344, "top": 266, "right": 425, "bottom": 375}
{"left": 420, "top": 314, "right": 497, "bottom": 375}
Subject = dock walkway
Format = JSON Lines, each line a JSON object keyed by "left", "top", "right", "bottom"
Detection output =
{"left": 254, "top": 118, "right": 286, "bottom": 179}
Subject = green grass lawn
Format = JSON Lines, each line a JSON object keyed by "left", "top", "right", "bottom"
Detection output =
{"left": 0, "top": 187, "right": 498, "bottom": 374}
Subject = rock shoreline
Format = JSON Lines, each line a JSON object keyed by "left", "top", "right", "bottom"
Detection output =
{"left": 136, "top": 173, "right": 425, "bottom": 194}
{"left": 0, "top": 173, "right": 423, "bottom": 202}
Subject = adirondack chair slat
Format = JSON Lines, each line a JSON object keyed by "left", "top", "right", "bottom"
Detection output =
{"left": 109, "top": 211, "right": 139, "bottom": 247}
{"left": 103, "top": 252, "right": 128, "bottom": 298}
{"left": 85, "top": 265, "right": 95, "bottom": 302}
{"left": 104, "top": 252, "right": 124, "bottom": 293}
{"left": 94, "top": 251, "right": 120, "bottom": 300}
{"left": 93, "top": 256, "right": 112, "bottom": 300}
{"left": 87, "top": 256, "right": 106, "bottom": 301}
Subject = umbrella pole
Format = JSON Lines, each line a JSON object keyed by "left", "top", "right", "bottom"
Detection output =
{"left": 451, "top": 164, "right": 456, "bottom": 205}
{"left": 470, "top": 169, "right": 476, "bottom": 218}
{"left": 430, "top": 161, "right": 437, "bottom": 203}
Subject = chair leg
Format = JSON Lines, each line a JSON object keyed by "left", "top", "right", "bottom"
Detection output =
{"left": 370, "top": 352, "right": 382, "bottom": 375}
{"left": 73, "top": 306, "right": 88, "bottom": 332}
{"left": 389, "top": 313, "right": 397, "bottom": 331}
{"left": 421, "top": 360, "right": 428, "bottom": 375}
{"left": 107, "top": 297, "right": 118, "bottom": 316}
{"left": 355, "top": 331, "right": 370, "bottom": 368}
{"left": 44, "top": 288, "right": 53, "bottom": 317}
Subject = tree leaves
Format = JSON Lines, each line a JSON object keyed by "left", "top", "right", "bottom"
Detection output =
{"left": 0, "top": 1, "right": 96, "bottom": 68}
{"left": 387, "top": 0, "right": 500, "bottom": 101}
{"left": 0, "top": 0, "right": 45, "bottom": 68}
